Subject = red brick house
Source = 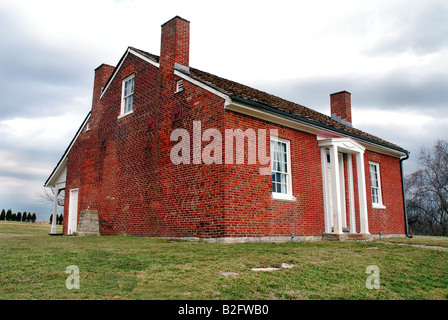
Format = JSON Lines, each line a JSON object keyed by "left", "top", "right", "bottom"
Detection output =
{"left": 45, "top": 16, "right": 410, "bottom": 242}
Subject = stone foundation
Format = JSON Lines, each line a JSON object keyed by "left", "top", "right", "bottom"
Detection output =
{"left": 76, "top": 210, "right": 100, "bottom": 236}
{"left": 322, "top": 233, "right": 374, "bottom": 241}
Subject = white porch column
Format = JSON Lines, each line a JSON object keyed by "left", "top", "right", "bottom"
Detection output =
{"left": 347, "top": 155, "right": 356, "bottom": 233}
{"left": 320, "top": 148, "right": 331, "bottom": 233}
{"left": 356, "top": 151, "right": 369, "bottom": 234}
{"left": 338, "top": 153, "right": 347, "bottom": 229}
{"left": 329, "top": 146, "right": 343, "bottom": 234}
{"left": 50, "top": 188, "right": 60, "bottom": 234}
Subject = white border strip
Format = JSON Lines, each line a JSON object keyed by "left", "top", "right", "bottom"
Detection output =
{"left": 100, "top": 48, "right": 160, "bottom": 100}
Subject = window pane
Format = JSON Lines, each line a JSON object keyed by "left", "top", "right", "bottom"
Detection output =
{"left": 122, "top": 76, "right": 135, "bottom": 115}
{"left": 281, "top": 172, "right": 286, "bottom": 184}
{"left": 369, "top": 163, "right": 381, "bottom": 205}
{"left": 125, "top": 95, "right": 133, "bottom": 113}
{"left": 372, "top": 189, "right": 378, "bottom": 203}
{"left": 270, "top": 139, "right": 290, "bottom": 195}
{"left": 278, "top": 183, "right": 283, "bottom": 194}
{"left": 370, "top": 164, "right": 376, "bottom": 187}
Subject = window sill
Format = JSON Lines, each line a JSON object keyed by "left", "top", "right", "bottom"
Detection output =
{"left": 271, "top": 193, "right": 296, "bottom": 202}
{"left": 118, "top": 110, "right": 134, "bottom": 119}
{"left": 372, "top": 203, "right": 386, "bottom": 209}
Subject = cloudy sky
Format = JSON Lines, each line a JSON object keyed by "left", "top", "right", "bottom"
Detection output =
{"left": 1, "top": 0, "right": 447, "bottom": 221}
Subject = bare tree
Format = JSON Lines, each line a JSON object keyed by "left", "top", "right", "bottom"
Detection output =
{"left": 406, "top": 139, "right": 448, "bottom": 236}
{"left": 36, "top": 188, "right": 65, "bottom": 207}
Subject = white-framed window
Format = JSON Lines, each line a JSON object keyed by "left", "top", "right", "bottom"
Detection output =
{"left": 270, "top": 136, "right": 295, "bottom": 201}
{"left": 119, "top": 74, "right": 135, "bottom": 117}
{"left": 369, "top": 161, "right": 385, "bottom": 209}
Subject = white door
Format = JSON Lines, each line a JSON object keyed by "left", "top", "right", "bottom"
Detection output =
{"left": 68, "top": 189, "right": 79, "bottom": 235}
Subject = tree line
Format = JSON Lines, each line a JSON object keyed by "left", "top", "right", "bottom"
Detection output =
{"left": 0, "top": 209, "right": 64, "bottom": 225}
{"left": 49, "top": 213, "right": 64, "bottom": 225}
{"left": 0, "top": 209, "right": 37, "bottom": 223}
{"left": 405, "top": 139, "right": 448, "bottom": 236}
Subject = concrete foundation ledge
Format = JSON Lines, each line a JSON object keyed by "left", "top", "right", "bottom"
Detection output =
{"left": 371, "top": 234, "right": 406, "bottom": 239}
{"left": 322, "top": 233, "right": 374, "bottom": 241}
{"left": 152, "top": 236, "right": 322, "bottom": 243}
{"left": 210, "top": 236, "right": 322, "bottom": 243}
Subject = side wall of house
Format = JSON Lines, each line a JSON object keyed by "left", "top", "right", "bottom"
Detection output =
{"left": 64, "top": 54, "right": 227, "bottom": 237}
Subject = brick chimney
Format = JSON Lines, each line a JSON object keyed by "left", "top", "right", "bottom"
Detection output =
{"left": 160, "top": 16, "right": 190, "bottom": 71}
{"left": 90, "top": 63, "right": 114, "bottom": 129}
{"left": 330, "top": 90, "right": 352, "bottom": 127}
{"left": 92, "top": 63, "right": 115, "bottom": 107}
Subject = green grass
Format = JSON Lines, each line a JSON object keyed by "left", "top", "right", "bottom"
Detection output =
{"left": 0, "top": 221, "right": 447, "bottom": 300}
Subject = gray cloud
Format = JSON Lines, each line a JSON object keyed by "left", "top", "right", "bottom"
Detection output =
{"left": 363, "top": 2, "right": 448, "bottom": 56}
{"left": 253, "top": 67, "right": 448, "bottom": 115}
{"left": 0, "top": 7, "right": 93, "bottom": 120}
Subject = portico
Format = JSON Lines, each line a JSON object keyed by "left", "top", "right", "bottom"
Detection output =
{"left": 319, "top": 138, "right": 370, "bottom": 239}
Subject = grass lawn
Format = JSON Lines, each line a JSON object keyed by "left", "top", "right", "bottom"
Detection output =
{"left": 0, "top": 221, "right": 447, "bottom": 300}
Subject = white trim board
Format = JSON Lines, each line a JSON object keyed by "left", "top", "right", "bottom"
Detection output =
{"left": 100, "top": 48, "right": 159, "bottom": 100}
